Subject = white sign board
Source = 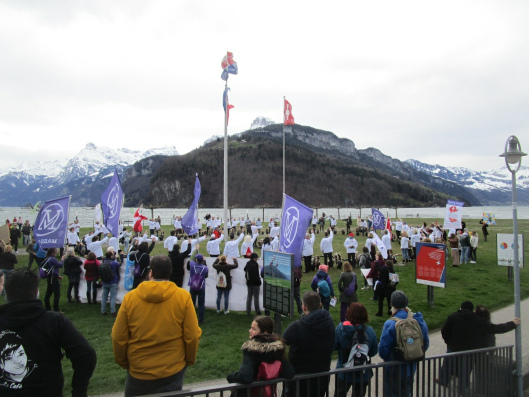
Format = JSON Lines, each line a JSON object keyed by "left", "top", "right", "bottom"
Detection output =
{"left": 496, "top": 234, "right": 524, "bottom": 267}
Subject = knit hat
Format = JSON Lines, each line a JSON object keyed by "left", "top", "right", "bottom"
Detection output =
{"left": 349, "top": 233, "right": 355, "bottom": 237}
{"left": 390, "top": 290, "right": 408, "bottom": 309}
{"left": 195, "top": 254, "right": 204, "bottom": 263}
{"left": 460, "top": 301, "right": 474, "bottom": 311}
{"left": 318, "top": 264, "right": 329, "bottom": 273}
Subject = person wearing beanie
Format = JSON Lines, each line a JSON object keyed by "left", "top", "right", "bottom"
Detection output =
{"left": 378, "top": 290, "right": 429, "bottom": 397}
{"left": 186, "top": 246, "right": 209, "bottom": 325}
{"left": 438, "top": 300, "right": 520, "bottom": 391}
{"left": 310, "top": 264, "right": 335, "bottom": 311}
{"left": 243, "top": 252, "right": 262, "bottom": 316}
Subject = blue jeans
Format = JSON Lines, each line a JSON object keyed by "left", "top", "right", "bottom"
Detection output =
{"left": 460, "top": 246, "right": 470, "bottom": 264}
{"left": 401, "top": 248, "right": 409, "bottom": 261}
{"left": 101, "top": 282, "right": 118, "bottom": 314}
{"left": 216, "top": 289, "right": 230, "bottom": 311}
{"left": 384, "top": 365, "right": 413, "bottom": 397}
{"left": 190, "top": 288, "right": 205, "bottom": 323}
{"left": 125, "top": 366, "right": 186, "bottom": 397}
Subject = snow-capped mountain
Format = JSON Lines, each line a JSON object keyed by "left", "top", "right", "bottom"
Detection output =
{"left": 406, "top": 159, "right": 529, "bottom": 204}
{"left": 250, "top": 116, "right": 275, "bottom": 129}
{"left": 0, "top": 143, "right": 178, "bottom": 206}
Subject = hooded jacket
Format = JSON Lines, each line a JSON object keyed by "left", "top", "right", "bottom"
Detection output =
{"left": 282, "top": 309, "right": 336, "bottom": 374}
{"left": 111, "top": 280, "right": 201, "bottom": 380}
{"left": 227, "top": 333, "right": 294, "bottom": 385}
{"left": 0, "top": 300, "right": 96, "bottom": 397}
{"left": 310, "top": 270, "right": 335, "bottom": 298}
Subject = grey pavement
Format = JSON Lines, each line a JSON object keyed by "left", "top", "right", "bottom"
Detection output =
{"left": 95, "top": 297, "right": 529, "bottom": 396}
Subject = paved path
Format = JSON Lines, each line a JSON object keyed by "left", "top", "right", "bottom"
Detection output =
{"left": 94, "top": 297, "right": 529, "bottom": 396}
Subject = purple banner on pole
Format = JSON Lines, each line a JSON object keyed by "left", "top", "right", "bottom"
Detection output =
{"left": 101, "top": 170, "right": 124, "bottom": 236}
{"left": 279, "top": 195, "right": 313, "bottom": 268}
{"left": 182, "top": 175, "right": 201, "bottom": 236}
{"left": 33, "top": 196, "right": 70, "bottom": 249}
{"left": 371, "top": 208, "right": 386, "bottom": 230}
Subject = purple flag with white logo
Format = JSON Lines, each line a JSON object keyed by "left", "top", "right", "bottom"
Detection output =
{"left": 371, "top": 208, "right": 386, "bottom": 230}
{"left": 34, "top": 196, "right": 70, "bottom": 249}
{"left": 279, "top": 194, "right": 313, "bottom": 268}
{"left": 182, "top": 174, "right": 201, "bottom": 236}
{"left": 101, "top": 170, "right": 124, "bottom": 236}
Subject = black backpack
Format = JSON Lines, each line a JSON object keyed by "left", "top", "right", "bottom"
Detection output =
{"left": 99, "top": 260, "right": 115, "bottom": 283}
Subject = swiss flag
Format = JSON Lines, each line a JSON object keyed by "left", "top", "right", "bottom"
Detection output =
{"left": 284, "top": 99, "right": 295, "bottom": 125}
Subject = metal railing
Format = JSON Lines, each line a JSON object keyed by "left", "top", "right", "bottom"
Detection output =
{"left": 148, "top": 345, "right": 513, "bottom": 397}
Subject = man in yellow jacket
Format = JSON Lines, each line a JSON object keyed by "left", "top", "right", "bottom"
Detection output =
{"left": 112, "top": 255, "right": 201, "bottom": 396}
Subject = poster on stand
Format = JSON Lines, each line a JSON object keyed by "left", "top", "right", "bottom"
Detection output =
{"left": 416, "top": 242, "right": 447, "bottom": 288}
{"left": 263, "top": 250, "right": 294, "bottom": 317}
{"left": 497, "top": 234, "right": 525, "bottom": 267}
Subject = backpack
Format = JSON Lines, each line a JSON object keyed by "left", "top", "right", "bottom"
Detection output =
{"left": 359, "top": 254, "right": 370, "bottom": 269}
{"left": 189, "top": 266, "right": 205, "bottom": 291}
{"left": 344, "top": 273, "right": 357, "bottom": 297}
{"left": 317, "top": 279, "right": 331, "bottom": 297}
{"left": 250, "top": 360, "right": 282, "bottom": 397}
{"left": 39, "top": 258, "right": 54, "bottom": 279}
{"left": 217, "top": 270, "right": 228, "bottom": 288}
{"left": 390, "top": 311, "right": 425, "bottom": 362}
{"left": 132, "top": 253, "right": 147, "bottom": 278}
{"left": 389, "top": 272, "right": 399, "bottom": 287}
{"left": 99, "top": 260, "right": 114, "bottom": 283}
{"left": 342, "top": 326, "right": 370, "bottom": 370}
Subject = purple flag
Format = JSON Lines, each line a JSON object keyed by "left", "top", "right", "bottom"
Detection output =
{"left": 371, "top": 208, "right": 386, "bottom": 230}
{"left": 101, "top": 170, "right": 124, "bottom": 236}
{"left": 279, "top": 194, "right": 313, "bottom": 268}
{"left": 34, "top": 196, "right": 70, "bottom": 249}
{"left": 181, "top": 174, "right": 201, "bottom": 236}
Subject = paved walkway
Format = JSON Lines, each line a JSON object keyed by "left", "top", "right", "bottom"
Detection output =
{"left": 95, "top": 297, "right": 529, "bottom": 396}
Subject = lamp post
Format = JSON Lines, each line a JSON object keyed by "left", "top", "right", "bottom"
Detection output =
{"left": 499, "top": 135, "right": 526, "bottom": 397}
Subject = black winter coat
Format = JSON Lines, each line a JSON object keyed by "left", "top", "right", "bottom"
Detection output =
{"left": 441, "top": 309, "right": 516, "bottom": 352}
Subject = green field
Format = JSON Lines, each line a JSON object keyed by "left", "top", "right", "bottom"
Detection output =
{"left": 3, "top": 216, "right": 529, "bottom": 395}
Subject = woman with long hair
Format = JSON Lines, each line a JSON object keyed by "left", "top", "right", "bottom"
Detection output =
{"left": 334, "top": 303, "right": 378, "bottom": 397}
{"left": 43, "top": 248, "right": 63, "bottom": 312}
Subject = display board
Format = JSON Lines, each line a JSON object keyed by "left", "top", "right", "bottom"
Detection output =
{"left": 497, "top": 234, "right": 525, "bottom": 267}
{"left": 416, "top": 242, "right": 447, "bottom": 288}
{"left": 262, "top": 250, "right": 294, "bottom": 317}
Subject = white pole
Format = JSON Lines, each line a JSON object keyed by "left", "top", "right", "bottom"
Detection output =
{"left": 223, "top": 81, "right": 229, "bottom": 242}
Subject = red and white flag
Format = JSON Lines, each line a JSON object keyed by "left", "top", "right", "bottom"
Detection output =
{"left": 284, "top": 99, "right": 295, "bottom": 125}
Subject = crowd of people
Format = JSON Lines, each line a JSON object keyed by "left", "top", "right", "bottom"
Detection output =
{"left": 0, "top": 214, "right": 519, "bottom": 397}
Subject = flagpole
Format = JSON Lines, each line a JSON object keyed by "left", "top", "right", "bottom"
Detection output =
{"left": 283, "top": 96, "right": 285, "bottom": 196}
{"left": 223, "top": 80, "right": 229, "bottom": 243}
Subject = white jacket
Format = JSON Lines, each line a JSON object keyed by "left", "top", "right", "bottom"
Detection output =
{"left": 302, "top": 233, "right": 315, "bottom": 256}
{"left": 164, "top": 236, "right": 178, "bottom": 252}
{"left": 223, "top": 233, "right": 244, "bottom": 258}
{"left": 344, "top": 237, "right": 358, "bottom": 253}
{"left": 320, "top": 231, "right": 334, "bottom": 253}
{"left": 206, "top": 234, "right": 224, "bottom": 256}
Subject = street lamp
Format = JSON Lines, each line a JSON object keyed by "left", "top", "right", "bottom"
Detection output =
{"left": 499, "top": 135, "right": 526, "bottom": 397}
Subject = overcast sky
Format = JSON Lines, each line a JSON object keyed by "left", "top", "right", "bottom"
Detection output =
{"left": 1, "top": 0, "right": 528, "bottom": 172}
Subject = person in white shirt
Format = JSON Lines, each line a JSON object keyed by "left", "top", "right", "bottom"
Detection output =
{"left": 260, "top": 237, "right": 273, "bottom": 259}
{"left": 88, "top": 234, "right": 110, "bottom": 259}
{"left": 73, "top": 220, "right": 81, "bottom": 235}
{"left": 148, "top": 219, "right": 156, "bottom": 235}
{"left": 207, "top": 233, "right": 224, "bottom": 257}
{"left": 223, "top": 233, "right": 244, "bottom": 258}
{"left": 120, "top": 228, "right": 132, "bottom": 253}
{"left": 269, "top": 223, "right": 280, "bottom": 238}
{"left": 320, "top": 228, "right": 334, "bottom": 267}
{"left": 181, "top": 234, "right": 206, "bottom": 256}
{"left": 312, "top": 216, "right": 318, "bottom": 228}
{"left": 365, "top": 232, "right": 375, "bottom": 250}
{"left": 400, "top": 231, "right": 410, "bottom": 263}
{"left": 382, "top": 229, "right": 393, "bottom": 256}
{"left": 108, "top": 236, "right": 120, "bottom": 255}
{"left": 410, "top": 228, "right": 421, "bottom": 259}
{"left": 94, "top": 221, "right": 103, "bottom": 237}
{"left": 270, "top": 236, "right": 279, "bottom": 252}
{"left": 164, "top": 230, "right": 178, "bottom": 252}
{"left": 302, "top": 230, "right": 315, "bottom": 273}
{"left": 343, "top": 233, "right": 358, "bottom": 268}
{"left": 250, "top": 222, "right": 262, "bottom": 236}
{"left": 84, "top": 231, "right": 95, "bottom": 247}
{"left": 395, "top": 219, "right": 403, "bottom": 242}
{"left": 240, "top": 234, "right": 259, "bottom": 258}
{"left": 67, "top": 227, "right": 81, "bottom": 247}
{"left": 256, "top": 218, "right": 262, "bottom": 227}
{"left": 329, "top": 215, "right": 337, "bottom": 232}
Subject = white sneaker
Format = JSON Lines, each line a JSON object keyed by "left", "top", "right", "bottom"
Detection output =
{"left": 361, "top": 287, "right": 367, "bottom": 290}
{"left": 224, "top": 310, "right": 230, "bottom": 314}
{"left": 216, "top": 310, "right": 221, "bottom": 313}
{"left": 470, "top": 261, "right": 476, "bottom": 263}
{"left": 15, "top": 251, "right": 19, "bottom": 254}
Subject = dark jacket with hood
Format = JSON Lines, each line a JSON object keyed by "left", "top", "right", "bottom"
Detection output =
{"left": 0, "top": 299, "right": 96, "bottom": 397}
{"left": 244, "top": 259, "right": 261, "bottom": 287}
{"left": 227, "top": 333, "right": 294, "bottom": 386}
{"left": 282, "top": 308, "right": 336, "bottom": 374}
{"left": 441, "top": 309, "right": 516, "bottom": 352}
{"left": 168, "top": 244, "right": 192, "bottom": 286}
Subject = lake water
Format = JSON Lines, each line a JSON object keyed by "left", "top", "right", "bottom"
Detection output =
{"left": 2, "top": 205, "right": 528, "bottom": 227}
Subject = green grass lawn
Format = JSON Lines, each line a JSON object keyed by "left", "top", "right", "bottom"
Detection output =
{"left": 4, "top": 217, "right": 529, "bottom": 395}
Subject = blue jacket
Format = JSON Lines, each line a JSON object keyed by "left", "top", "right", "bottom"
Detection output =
{"left": 378, "top": 309, "right": 429, "bottom": 376}
{"left": 311, "top": 270, "right": 335, "bottom": 297}
{"left": 334, "top": 322, "right": 378, "bottom": 383}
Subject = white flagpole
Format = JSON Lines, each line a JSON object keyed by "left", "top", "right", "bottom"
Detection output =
{"left": 223, "top": 80, "right": 229, "bottom": 243}
{"left": 283, "top": 96, "right": 286, "bottom": 196}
